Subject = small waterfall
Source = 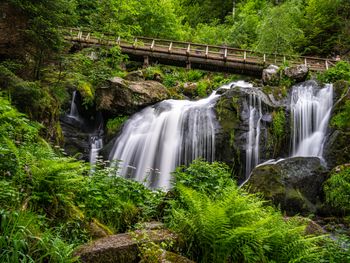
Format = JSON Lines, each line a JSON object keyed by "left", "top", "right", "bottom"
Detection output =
{"left": 291, "top": 83, "right": 333, "bottom": 157}
{"left": 68, "top": 91, "right": 81, "bottom": 122}
{"left": 109, "top": 92, "right": 220, "bottom": 189}
{"left": 245, "top": 94, "right": 262, "bottom": 177}
{"left": 90, "top": 136, "right": 103, "bottom": 166}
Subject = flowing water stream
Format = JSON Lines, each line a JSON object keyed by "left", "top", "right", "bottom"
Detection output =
{"left": 291, "top": 83, "right": 333, "bottom": 157}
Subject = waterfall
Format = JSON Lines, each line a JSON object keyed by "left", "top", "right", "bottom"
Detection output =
{"left": 291, "top": 83, "right": 333, "bottom": 157}
{"left": 245, "top": 94, "right": 262, "bottom": 177}
{"left": 68, "top": 91, "right": 81, "bottom": 122}
{"left": 90, "top": 136, "right": 103, "bottom": 166}
{"left": 109, "top": 92, "right": 220, "bottom": 189}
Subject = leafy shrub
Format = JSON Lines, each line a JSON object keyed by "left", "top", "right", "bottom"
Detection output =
{"left": 196, "top": 80, "right": 210, "bottom": 97}
{"left": 163, "top": 74, "right": 178, "bottom": 88}
{"left": 172, "top": 160, "right": 234, "bottom": 196}
{"left": 324, "top": 165, "right": 350, "bottom": 211}
{"left": 186, "top": 70, "right": 204, "bottom": 82}
{"left": 272, "top": 109, "right": 286, "bottom": 139}
{"left": 77, "top": 165, "right": 164, "bottom": 232}
{"left": 318, "top": 61, "right": 350, "bottom": 83}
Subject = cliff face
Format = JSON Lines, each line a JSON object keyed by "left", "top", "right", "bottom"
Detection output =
{"left": 0, "top": 2, "right": 27, "bottom": 59}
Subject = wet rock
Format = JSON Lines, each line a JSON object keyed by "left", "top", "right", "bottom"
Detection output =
{"left": 182, "top": 82, "right": 197, "bottom": 97}
{"left": 262, "top": 65, "right": 279, "bottom": 85}
{"left": 284, "top": 64, "right": 308, "bottom": 82}
{"left": 324, "top": 130, "right": 350, "bottom": 168}
{"left": 247, "top": 157, "right": 328, "bottom": 215}
{"left": 96, "top": 78, "right": 169, "bottom": 115}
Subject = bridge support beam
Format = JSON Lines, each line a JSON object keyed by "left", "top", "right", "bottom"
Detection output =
{"left": 186, "top": 60, "right": 191, "bottom": 70}
{"left": 143, "top": 55, "right": 149, "bottom": 68}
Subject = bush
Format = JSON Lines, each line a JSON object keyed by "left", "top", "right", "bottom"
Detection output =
{"left": 331, "top": 100, "right": 350, "bottom": 130}
{"left": 324, "top": 165, "right": 350, "bottom": 212}
{"left": 106, "top": 116, "right": 128, "bottom": 138}
{"left": 172, "top": 160, "right": 234, "bottom": 196}
{"left": 318, "top": 61, "right": 350, "bottom": 83}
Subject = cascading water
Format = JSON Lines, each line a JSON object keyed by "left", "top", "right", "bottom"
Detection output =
{"left": 90, "top": 136, "right": 103, "bottom": 166}
{"left": 68, "top": 91, "right": 81, "bottom": 122}
{"left": 291, "top": 83, "right": 333, "bottom": 157}
{"left": 245, "top": 94, "right": 262, "bottom": 177}
{"left": 109, "top": 92, "right": 220, "bottom": 189}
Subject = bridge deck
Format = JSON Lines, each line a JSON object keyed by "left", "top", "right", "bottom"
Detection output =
{"left": 63, "top": 28, "right": 337, "bottom": 75}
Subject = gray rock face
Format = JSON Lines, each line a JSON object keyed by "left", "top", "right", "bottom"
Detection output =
{"left": 96, "top": 78, "right": 169, "bottom": 115}
{"left": 262, "top": 65, "right": 279, "bottom": 85}
{"left": 124, "top": 70, "right": 144, "bottom": 81}
{"left": 247, "top": 157, "right": 328, "bottom": 215}
{"left": 284, "top": 64, "right": 309, "bottom": 82}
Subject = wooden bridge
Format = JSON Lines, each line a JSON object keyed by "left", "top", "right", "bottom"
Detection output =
{"left": 63, "top": 28, "right": 337, "bottom": 76}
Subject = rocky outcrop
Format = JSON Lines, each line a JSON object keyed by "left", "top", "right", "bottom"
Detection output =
{"left": 284, "top": 64, "right": 308, "bottom": 82}
{"left": 74, "top": 229, "right": 178, "bottom": 263}
{"left": 247, "top": 157, "right": 328, "bottom": 215}
{"left": 262, "top": 65, "right": 279, "bottom": 85}
{"left": 215, "top": 83, "right": 289, "bottom": 180}
{"left": 324, "top": 80, "right": 350, "bottom": 168}
{"left": 96, "top": 77, "right": 170, "bottom": 115}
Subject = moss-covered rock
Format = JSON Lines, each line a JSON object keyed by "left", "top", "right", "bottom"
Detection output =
{"left": 96, "top": 77, "right": 170, "bottom": 115}
{"left": 247, "top": 157, "right": 328, "bottom": 215}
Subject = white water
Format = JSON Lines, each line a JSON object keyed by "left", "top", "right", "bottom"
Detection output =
{"left": 90, "top": 136, "right": 103, "bottom": 166}
{"left": 291, "top": 83, "right": 333, "bottom": 157}
{"left": 68, "top": 91, "right": 81, "bottom": 122}
{"left": 245, "top": 94, "right": 262, "bottom": 177}
{"left": 109, "top": 92, "right": 220, "bottom": 189}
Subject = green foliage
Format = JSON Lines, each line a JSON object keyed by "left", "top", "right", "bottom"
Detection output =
{"left": 106, "top": 116, "right": 129, "bottom": 138}
{"left": 196, "top": 80, "right": 210, "bottom": 97}
{"left": 318, "top": 61, "right": 350, "bottom": 83}
{"left": 168, "top": 185, "right": 323, "bottom": 263}
{"left": 324, "top": 165, "right": 350, "bottom": 212}
{"left": 331, "top": 100, "right": 350, "bottom": 130}
{"left": 77, "top": 164, "right": 164, "bottom": 232}
{"left": 172, "top": 160, "right": 234, "bottom": 196}
{"left": 272, "top": 109, "right": 286, "bottom": 139}
{"left": 0, "top": 210, "right": 76, "bottom": 262}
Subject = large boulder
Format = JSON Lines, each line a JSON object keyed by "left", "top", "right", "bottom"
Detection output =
{"left": 96, "top": 77, "right": 170, "bottom": 115}
{"left": 247, "top": 157, "right": 328, "bottom": 215}
{"left": 284, "top": 64, "right": 309, "bottom": 82}
{"left": 262, "top": 65, "right": 280, "bottom": 85}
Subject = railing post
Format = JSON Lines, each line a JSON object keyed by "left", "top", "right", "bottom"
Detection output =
{"left": 244, "top": 51, "right": 247, "bottom": 62}
{"left": 224, "top": 48, "right": 228, "bottom": 60}
{"left": 304, "top": 58, "right": 307, "bottom": 66}
{"left": 116, "top": 36, "right": 120, "bottom": 45}
{"left": 263, "top": 54, "right": 266, "bottom": 63}
{"left": 283, "top": 56, "right": 286, "bottom": 63}
{"left": 325, "top": 60, "right": 329, "bottom": 70}
{"left": 78, "top": 31, "right": 82, "bottom": 40}
{"left": 205, "top": 46, "right": 209, "bottom": 58}
{"left": 133, "top": 37, "right": 137, "bottom": 48}
{"left": 150, "top": 39, "right": 155, "bottom": 51}
{"left": 86, "top": 33, "right": 90, "bottom": 41}
{"left": 143, "top": 55, "right": 149, "bottom": 68}
{"left": 274, "top": 53, "right": 277, "bottom": 64}
{"left": 168, "top": 42, "right": 173, "bottom": 53}
{"left": 186, "top": 44, "right": 191, "bottom": 55}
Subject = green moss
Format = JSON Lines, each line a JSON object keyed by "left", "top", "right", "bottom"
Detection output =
{"left": 272, "top": 109, "right": 286, "bottom": 139}
{"left": 196, "top": 80, "right": 210, "bottom": 97}
{"left": 106, "top": 116, "right": 129, "bottom": 138}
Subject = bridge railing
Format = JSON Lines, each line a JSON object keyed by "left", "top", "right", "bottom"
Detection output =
{"left": 62, "top": 27, "right": 337, "bottom": 72}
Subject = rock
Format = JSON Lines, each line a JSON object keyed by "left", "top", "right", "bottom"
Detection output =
{"left": 96, "top": 78, "right": 170, "bottom": 115}
{"left": 214, "top": 85, "right": 289, "bottom": 181}
{"left": 182, "top": 82, "right": 197, "bottom": 97}
{"left": 74, "top": 229, "right": 177, "bottom": 263}
{"left": 247, "top": 157, "right": 328, "bottom": 215}
{"left": 324, "top": 130, "right": 350, "bottom": 168}
{"left": 88, "top": 219, "right": 113, "bottom": 239}
{"left": 284, "top": 64, "right": 309, "bottom": 82}
{"left": 124, "top": 70, "right": 144, "bottom": 81}
{"left": 262, "top": 65, "right": 280, "bottom": 85}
